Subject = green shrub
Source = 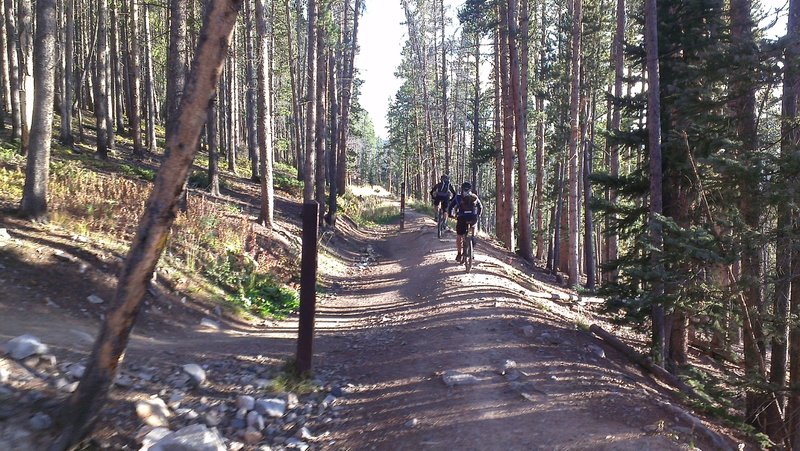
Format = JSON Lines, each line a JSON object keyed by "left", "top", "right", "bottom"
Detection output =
{"left": 119, "top": 163, "right": 156, "bottom": 181}
{"left": 274, "top": 163, "right": 303, "bottom": 196}
{"left": 339, "top": 189, "right": 401, "bottom": 226}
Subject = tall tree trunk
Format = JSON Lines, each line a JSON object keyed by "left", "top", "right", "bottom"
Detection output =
{"left": 303, "top": 0, "right": 317, "bottom": 201}
{"left": 109, "top": 2, "right": 123, "bottom": 136}
{"left": 315, "top": 11, "right": 327, "bottom": 225}
{"left": 18, "top": 0, "right": 33, "bottom": 154}
{"left": 207, "top": 95, "right": 220, "bottom": 196}
{"left": 327, "top": 50, "right": 338, "bottom": 226}
{"left": 498, "top": 0, "right": 515, "bottom": 252}
{"left": 20, "top": 0, "right": 55, "bottom": 220}
{"left": 507, "top": 0, "right": 532, "bottom": 262}
{"left": 0, "top": 3, "right": 9, "bottom": 125}
{"left": 493, "top": 23, "right": 508, "bottom": 247}
{"left": 644, "top": 0, "right": 665, "bottom": 364}
{"left": 440, "top": 0, "right": 449, "bottom": 174}
{"left": 583, "top": 101, "right": 596, "bottom": 290}
{"left": 605, "top": 0, "right": 624, "bottom": 283}
{"left": 53, "top": 0, "right": 241, "bottom": 446}
{"left": 95, "top": 0, "right": 110, "bottom": 159}
{"left": 143, "top": 3, "right": 157, "bottom": 152}
{"left": 256, "top": 0, "right": 274, "bottom": 227}
{"left": 336, "top": 0, "right": 360, "bottom": 194}
{"left": 284, "top": 0, "right": 304, "bottom": 180}
{"left": 4, "top": 0, "right": 19, "bottom": 139}
{"left": 59, "top": 0, "right": 74, "bottom": 146}
{"left": 127, "top": 0, "right": 143, "bottom": 156}
{"left": 535, "top": 0, "right": 546, "bottom": 260}
{"left": 567, "top": 0, "right": 582, "bottom": 286}
{"left": 245, "top": 0, "right": 259, "bottom": 182}
{"left": 166, "top": 0, "right": 188, "bottom": 134}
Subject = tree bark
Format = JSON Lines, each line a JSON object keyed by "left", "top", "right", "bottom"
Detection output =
{"left": 303, "top": 0, "right": 316, "bottom": 201}
{"left": 95, "top": 0, "right": 110, "bottom": 159}
{"left": 127, "top": 0, "right": 143, "bottom": 157}
{"left": 315, "top": 11, "right": 327, "bottom": 225}
{"left": 20, "top": 0, "right": 56, "bottom": 221}
{"left": 17, "top": 0, "right": 33, "bottom": 154}
{"left": 4, "top": 0, "right": 19, "bottom": 140}
{"left": 166, "top": 0, "right": 188, "bottom": 135}
{"left": 59, "top": 0, "right": 74, "bottom": 147}
{"left": 567, "top": 0, "right": 582, "bottom": 286}
{"left": 207, "top": 95, "right": 220, "bottom": 196}
{"left": 53, "top": 1, "right": 241, "bottom": 447}
{"left": 498, "top": 0, "right": 515, "bottom": 252}
{"left": 245, "top": 0, "right": 259, "bottom": 181}
{"left": 256, "top": 0, "right": 274, "bottom": 227}
{"left": 336, "top": 0, "right": 360, "bottom": 194}
{"left": 143, "top": 3, "right": 157, "bottom": 152}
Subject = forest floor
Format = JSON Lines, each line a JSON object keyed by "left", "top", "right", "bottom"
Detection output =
{"left": 0, "top": 188, "right": 758, "bottom": 450}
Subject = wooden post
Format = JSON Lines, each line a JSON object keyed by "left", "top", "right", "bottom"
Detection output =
{"left": 400, "top": 181, "right": 406, "bottom": 230}
{"left": 295, "top": 201, "right": 319, "bottom": 375}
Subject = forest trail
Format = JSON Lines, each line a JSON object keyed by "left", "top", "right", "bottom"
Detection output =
{"left": 316, "top": 211, "right": 739, "bottom": 450}
{"left": 0, "top": 208, "right": 747, "bottom": 450}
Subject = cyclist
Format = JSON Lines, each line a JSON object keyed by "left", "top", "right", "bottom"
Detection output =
{"left": 448, "top": 182, "right": 483, "bottom": 262}
{"left": 430, "top": 175, "right": 456, "bottom": 220}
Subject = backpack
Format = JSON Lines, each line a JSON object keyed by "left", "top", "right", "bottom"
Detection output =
{"left": 438, "top": 181, "right": 450, "bottom": 194}
{"left": 460, "top": 193, "right": 477, "bottom": 213}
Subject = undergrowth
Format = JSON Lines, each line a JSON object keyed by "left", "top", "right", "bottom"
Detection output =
{"left": 340, "top": 189, "right": 400, "bottom": 226}
{"left": 0, "top": 140, "right": 299, "bottom": 320}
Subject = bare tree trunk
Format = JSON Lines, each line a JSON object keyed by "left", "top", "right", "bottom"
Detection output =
{"left": 4, "top": 0, "right": 18, "bottom": 139}
{"left": 95, "top": 0, "right": 110, "bottom": 159}
{"left": 303, "top": 0, "right": 316, "bottom": 201}
{"left": 498, "top": 0, "right": 515, "bottom": 252}
{"left": 166, "top": 0, "right": 188, "bottom": 134}
{"left": 284, "top": 0, "right": 304, "bottom": 180}
{"left": 0, "top": 4, "right": 8, "bottom": 125}
{"left": 59, "top": 0, "right": 74, "bottom": 146}
{"left": 52, "top": 1, "right": 241, "bottom": 446}
{"left": 440, "top": 0, "right": 449, "bottom": 174}
{"left": 207, "top": 96, "right": 220, "bottom": 196}
{"left": 566, "top": 0, "right": 582, "bottom": 286}
{"left": 326, "top": 50, "right": 338, "bottom": 226}
{"left": 337, "top": 0, "right": 360, "bottom": 194}
{"left": 18, "top": 0, "right": 33, "bottom": 154}
{"left": 127, "top": 0, "right": 143, "bottom": 156}
{"left": 605, "top": 0, "right": 624, "bottom": 283}
{"left": 109, "top": 2, "right": 123, "bottom": 136}
{"left": 256, "top": 0, "right": 273, "bottom": 227}
{"left": 315, "top": 10, "right": 327, "bottom": 225}
{"left": 644, "top": 0, "right": 665, "bottom": 364}
{"left": 245, "top": 0, "right": 259, "bottom": 182}
{"left": 20, "top": 0, "right": 56, "bottom": 220}
{"left": 143, "top": 3, "right": 157, "bottom": 152}
{"left": 507, "top": 0, "right": 532, "bottom": 262}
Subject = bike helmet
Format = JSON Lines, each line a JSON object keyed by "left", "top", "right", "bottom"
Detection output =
{"left": 461, "top": 182, "right": 472, "bottom": 191}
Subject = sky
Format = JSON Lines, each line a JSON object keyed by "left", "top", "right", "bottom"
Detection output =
{"left": 356, "top": 0, "right": 789, "bottom": 141}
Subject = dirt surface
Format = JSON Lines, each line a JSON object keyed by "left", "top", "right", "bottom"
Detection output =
{"left": 0, "top": 206, "right": 754, "bottom": 450}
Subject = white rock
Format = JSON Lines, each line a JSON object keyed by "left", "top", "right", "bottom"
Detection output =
{"left": 442, "top": 370, "right": 479, "bottom": 387}
{"left": 0, "top": 228, "right": 10, "bottom": 240}
{"left": 199, "top": 318, "right": 220, "bottom": 329}
{"left": 0, "top": 367, "right": 9, "bottom": 383}
{"left": 299, "top": 426, "right": 316, "bottom": 440}
{"left": 501, "top": 360, "right": 517, "bottom": 374}
{"left": 139, "top": 427, "right": 171, "bottom": 450}
{"left": 150, "top": 424, "right": 226, "bottom": 451}
{"left": 404, "top": 419, "right": 419, "bottom": 428}
{"left": 3, "top": 335, "right": 48, "bottom": 360}
{"left": 136, "top": 398, "right": 171, "bottom": 427}
{"left": 182, "top": 364, "right": 206, "bottom": 385}
{"left": 237, "top": 395, "right": 255, "bottom": 411}
{"left": 286, "top": 392, "right": 299, "bottom": 409}
{"left": 587, "top": 344, "right": 606, "bottom": 359}
{"left": 255, "top": 398, "right": 286, "bottom": 418}
{"left": 253, "top": 378, "right": 272, "bottom": 389}
{"left": 229, "top": 441, "right": 245, "bottom": 451}
{"left": 87, "top": 294, "right": 105, "bottom": 304}
{"left": 285, "top": 438, "right": 309, "bottom": 450}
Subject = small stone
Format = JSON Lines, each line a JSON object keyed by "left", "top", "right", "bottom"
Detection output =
{"left": 230, "top": 418, "right": 246, "bottom": 430}
{"left": 286, "top": 392, "right": 299, "bottom": 408}
{"left": 404, "top": 418, "right": 419, "bottom": 428}
{"left": 255, "top": 398, "right": 286, "bottom": 418}
{"left": 442, "top": 370, "right": 479, "bottom": 387}
{"left": 587, "top": 344, "right": 606, "bottom": 359}
{"left": 182, "top": 364, "right": 206, "bottom": 386}
{"left": 200, "top": 318, "right": 220, "bottom": 329}
{"left": 0, "top": 367, "right": 9, "bottom": 383}
{"left": 247, "top": 411, "right": 265, "bottom": 430}
{"left": 236, "top": 408, "right": 249, "bottom": 420}
{"left": 229, "top": 441, "right": 245, "bottom": 451}
{"left": 67, "top": 363, "right": 86, "bottom": 379}
{"left": 285, "top": 437, "right": 309, "bottom": 450}
{"left": 504, "top": 370, "right": 521, "bottom": 382}
{"left": 213, "top": 306, "right": 222, "bottom": 317}
{"left": 520, "top": 325, "right": 535, "bottom": 337}
{"left": 3, "top": 335, "right": 48, "bottom": 360}
{"left": 29, "top": 412, "right": 52, "bottom": 430}
{"left": 257, "top": 446, "right": 273, "bottom": 451}
{"left": 167, "top": 391, "right": 184, "bottom": 409}
{"left": 87, "top": 294, "right": 105, "bottom": 304}
{"left": 115, "top": 374, "right": 135, "bottom": 388}
{"left": 203, "top": 409, "right": 223, "bottom": 427}
{"left": 298, "top": 426, "right": 316, "bottom": 440}
{"left": 243, "top": 427, "right": 263, "bottom": 445}
{"left": 136, "top": 398, "right": 171, "bottom": 427}
{"left": 321, "top": 394, "right": 336, "bottom": 409}
{"left": 330, "top": 386, "right": 343, "bottom": 397}
{"left": 237, "top": 395, "right": 255, "bottom": 411}
{"left": 139, "top": 427, "right": 171, "bottom": 450}
{"left": 150, "top": 424, "right": 225, "bottom": 451}
{"left": 253, "top": 378, "right": 272, "bottom": 389}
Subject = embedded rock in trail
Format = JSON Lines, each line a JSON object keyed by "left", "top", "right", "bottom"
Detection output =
{"left": 86, "top": 294, "right": 105, "bottom": 304}
{"left": 66, "top": 363, "right": 86, "bottom": 379}
{"left": 138, "top": 427, "right": 172, "bottom": 450}
{"left": 150, "top": 424, "right": 226, "bottom": 451}
{"left": 199, "top": 318, "right": 220, "bottom": 330}
{"left": 182, "top": 364, "right": 206, "bottom": 386}
{"left": 28, "top": 412, "right": 52, "bottom": 430}
{"left": 3, "top": 335, "right": 48, "bottom": 360}
{"left": 136, "top": 398, "right": 171, "bottom": 427}
{"left": 0, "top": 367, "right": 8, "bottom": 383}
{"left": 236, "top": 395, "right": 255, "bottom": 411}
{"left": 255, "top": 398, "right": 286, "bottom": 418}
{"left": 442, "top": 370, "right": 480, "bottom": 387}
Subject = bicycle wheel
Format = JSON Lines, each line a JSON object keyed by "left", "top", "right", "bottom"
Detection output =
{"left": 464, "top": 235, "right": 473, "bottom": 272}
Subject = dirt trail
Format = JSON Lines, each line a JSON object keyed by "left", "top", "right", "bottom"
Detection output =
{"left": 0, "top": 209, "right": 748, "bottom": 450}
{"left": 318, "top": 211, "right": 740, "bottom": 450}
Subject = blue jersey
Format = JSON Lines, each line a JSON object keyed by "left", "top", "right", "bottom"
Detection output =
{"left": 448, "top": 193, "right": 482, "bottom": 217}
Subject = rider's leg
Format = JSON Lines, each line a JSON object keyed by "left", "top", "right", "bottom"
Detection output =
{"left": 456, "top": 235, "right": 463, "bottom": 260}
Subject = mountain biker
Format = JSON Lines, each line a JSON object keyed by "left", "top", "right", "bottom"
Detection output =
{"left": 430, "top": 175, "right": 456, "bottom": 219}
{"left": 448, "top": 182, "right": 483, "bottom": 262}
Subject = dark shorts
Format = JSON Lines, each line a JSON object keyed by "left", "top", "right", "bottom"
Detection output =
{"left": 456, "top": 213, "right": 478, "bottom": 235}
{"left": 433, "top": 194, "right": 449, "bottom": 210}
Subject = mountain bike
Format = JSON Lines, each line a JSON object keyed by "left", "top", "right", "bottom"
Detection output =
{"left": 463, "top": 222, "right": 476, "bottom": 272}
{"left": 436, "top": 207, "right": 447, "bottom": 238}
